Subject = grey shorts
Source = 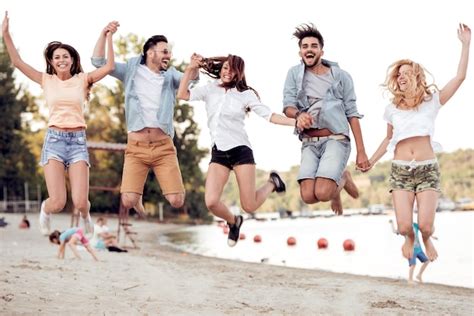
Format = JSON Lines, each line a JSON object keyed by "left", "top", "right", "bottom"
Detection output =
{"left": 389, "top": 159, "right": 440, "bottom": 193}
{"left": 297, "top": 138, "right": 351, "bottom": 185}
{"left": 40, "top": 128, "right": 90, "bottom": 168}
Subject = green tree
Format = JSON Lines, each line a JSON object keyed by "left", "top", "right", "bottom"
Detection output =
{"left": 0, "top": 40, "right": 40, "bottom": 200}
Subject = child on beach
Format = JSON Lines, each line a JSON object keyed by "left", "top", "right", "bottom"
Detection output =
{"left": 389, "top": 219, "right": 436, "bottom": 284}
{"left": 177, "top": 54, "right": 295, "bottom": 247}
{"left": 2, "top": 12, "right": 116, "bottom": 236}
{"left": 49, "top": 228, "right": 99, "bottom": 261}
{"left": 361, "top": 24, "right": 470, "bottom": 262}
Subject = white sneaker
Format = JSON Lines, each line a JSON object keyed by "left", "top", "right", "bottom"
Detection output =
{"left": 38, "top": 201, "right": 51, "bottom": 236}
{"left": 83, "top": 213, "right": 93, "bottom": 234}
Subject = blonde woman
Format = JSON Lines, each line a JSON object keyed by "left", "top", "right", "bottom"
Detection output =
{"left": 362, "top": 24, "right": 470, "bottom": 262}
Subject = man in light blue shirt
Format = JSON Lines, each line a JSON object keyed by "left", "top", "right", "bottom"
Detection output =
{"left": 92, "top": 22, "right": 199, "bottom": 213}
{"left": 283, "top": 23, "right": 370, "bottom": 214}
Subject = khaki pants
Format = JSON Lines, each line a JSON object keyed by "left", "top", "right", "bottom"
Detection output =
{"left": 121, "top": 137, "right": 184, "bottom": 195}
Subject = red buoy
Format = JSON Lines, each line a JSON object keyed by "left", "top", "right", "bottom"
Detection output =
{"left": 317, "top": 238, "right": 328, "bottom": 249}
{"left": 343, "top": 239, "right": 355, "bottom": 251}
{"left": 287, "top": 237, "right": 297, "bottom": 246}
{"left": 223, "top": 226, "right": 229, "bottom": 234}
{"left": 253, "top": 235, "right": 262, "bottom": 243}
{"left": 239, "top": 233, "right": 246, "bottom": 240}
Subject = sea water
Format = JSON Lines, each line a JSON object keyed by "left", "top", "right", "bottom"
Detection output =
{"left": 161, "top": 211, "right": 473, "bottom": 288}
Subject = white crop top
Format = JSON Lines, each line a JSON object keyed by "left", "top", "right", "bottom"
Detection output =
{"left": 383, "top": 92, "right": 442, "bottom": 153}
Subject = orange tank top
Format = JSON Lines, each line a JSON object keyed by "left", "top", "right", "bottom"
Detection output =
{"left": 41, "top": 72, "right": 88, "bottom": 128}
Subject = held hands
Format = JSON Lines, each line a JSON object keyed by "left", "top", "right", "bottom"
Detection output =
{"left": 355, "top": 151, "right": 371, "bottom": 172}
{"left": 103, "top": 21, "right": 120, "bottom": 36}
{"left": 296, "top": 112, "right": 313, "bottom": 130}
{"left": 458, "top": 23, "right": 471, "bottom": 45}
{"left": 355, "top": 156, "right": 372, "bottom": 173}
{"left": 188, "top": 53, "right": 203, "bottom": 70}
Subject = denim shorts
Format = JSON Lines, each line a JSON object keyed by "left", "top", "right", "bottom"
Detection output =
{"left": 40, "top": 128, "right": 90, "bottom": 168}
{"left": 297, "top": 138, "right": 351, "bottom": 185}
{"left": 408, "top": 249, "right": 429, "bottom": 266}
{"left": 389, "top": 159, "right": 440, "bottom": 193}
{"left": 210, "top": 145, "right": 255, "bottom": 170}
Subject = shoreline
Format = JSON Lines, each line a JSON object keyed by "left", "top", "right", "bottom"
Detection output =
{"left": 1, "top": 213, "right": 473, "bottom": 315}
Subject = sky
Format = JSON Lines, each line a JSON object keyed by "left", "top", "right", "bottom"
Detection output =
{"left": 2, "top": 0, "right": 473, "bottom": 172}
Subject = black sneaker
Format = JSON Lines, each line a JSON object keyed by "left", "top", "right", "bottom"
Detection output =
{"left": 227, "top": 215, "right": 243, "bottom": 247}
{"left": 269, "top": 171, "right": 286, "bottom": 194}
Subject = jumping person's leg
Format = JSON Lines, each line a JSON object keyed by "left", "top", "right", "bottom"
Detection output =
{"left": 205, "top": 163, "right": 232, "bottom": 222}
{"left": 234, "top": 164, "right": 275, "bottom": 213}
{"left": 120, "top": 142, "right": 151, "bottom": 210}
{"left": 416, "top": 190, "right": 439, "bottom": 261}
{"left": 414, "top": 161, "right": 441, "bottom": 261}
{"left": 151, "top": 138, "right": 185, "bottom": 208}
{"left": 313, "top": 139, "right": 351, "bottom": 214}
{"left": 69, "top": 161, "right": 92, "bottom": 233}
{"left": 392, "top": 190, "right": 416, "bottom": 259}
{"left": 40, "top": 160, "right": 67, "bottom": 235}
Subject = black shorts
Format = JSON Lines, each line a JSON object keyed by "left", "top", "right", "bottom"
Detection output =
{"left": 210, "top": 145, "right": 255, "bottom": 170}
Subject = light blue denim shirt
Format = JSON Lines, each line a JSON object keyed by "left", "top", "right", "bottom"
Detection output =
{"left": 91, "top": 56, "right": 189, "bottom": 137}
{"left": 283, "top": 59, "right": 363, "bottom": 138}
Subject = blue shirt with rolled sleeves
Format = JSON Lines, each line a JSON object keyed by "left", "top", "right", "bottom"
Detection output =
{"left": 91, "top": 56, "right": 197, "bottom": 138}
{"left": 283, "top": 59, "right": 363, "bottom": 139}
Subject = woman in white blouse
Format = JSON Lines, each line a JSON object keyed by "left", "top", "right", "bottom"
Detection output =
{"left": 362, "top": 24, "right": 470, "bottom": 262}
{"left": 178, "top": 54, "right": 295, "bottom": 247}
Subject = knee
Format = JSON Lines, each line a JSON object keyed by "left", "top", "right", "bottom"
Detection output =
{"left": 300, "top": 190, "right": 317, "bottom": 204}
{"left": 418, "top": 223, "right": 433, "bottom": 237}
{"left": 166, "top": 194, "right": 184, "bottom": 208}
{"left": 240, "top": 202, "right": 256, "bottom": 213}
{"left": 48, "top": 197, "right": 67, "bottom": 212}
{"left": 398, "top": 223, "right": 413, "bottom": 236}
{"left": 205, "top": 196, "right": 220, "bottom": 212}
{"left": 314, "top": 188, "right": 332, "bottom": 202}
{"left": 73, "top": 199, "right": 89, "bottom": 213}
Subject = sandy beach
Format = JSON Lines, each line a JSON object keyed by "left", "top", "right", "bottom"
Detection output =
{"left": 1, "top": 213, "right": 473, "bottom": 315}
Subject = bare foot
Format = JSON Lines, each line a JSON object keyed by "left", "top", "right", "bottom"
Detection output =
{"left": 402, "top": 236, "right": 415, "bottom": 259}
{"left": 416, "top": 275, "right": 423, "bottom": 283}
{"left": 423, "top": 238, "right": 438, "bottom": 261}
{"left": 134, "top": 196, "right": 146, "bottom": 218}
{"left": 407, "top": 279, "right": 416, "bottom": 285}
{"left": 342, "top": 170, "right": 359, "bottom": 199}
{"left": 330, "top": 193, "right": 343, "bottom": 215}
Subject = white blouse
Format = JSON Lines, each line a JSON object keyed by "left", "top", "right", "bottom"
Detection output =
{"left": 384, "top": 92, "right": 442, "bottom": 153}
{"left": 189, "top": 80, "right": 272, "bottom": 151}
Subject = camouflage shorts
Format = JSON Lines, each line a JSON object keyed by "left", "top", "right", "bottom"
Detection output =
{"left": 389, "top": 160, "right": 441, "bottom": 193}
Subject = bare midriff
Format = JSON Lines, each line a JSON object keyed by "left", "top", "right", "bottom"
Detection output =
{"left": 49, "top": 126, "right": 85, "bottom": 132}
{"left": 303, "top": 128, "right": 333, "bottom": 137}
{"left": 394, "top": 136, "right": 435, "bottom": 161}
{"left": 128, "top": 127, "right": 169, "bottom": 142}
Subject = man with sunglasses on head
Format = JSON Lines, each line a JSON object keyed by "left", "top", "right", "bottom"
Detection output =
{"left": 92, "top": 22, "right": 200, "bottom": 214}
{"left": 283, "top": 23, "right": 370, "bottom": 215}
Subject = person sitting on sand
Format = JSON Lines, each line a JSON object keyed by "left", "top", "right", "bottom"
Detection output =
{"left": 90, "top": 217, "right": 127, "bottom": 253}
{"left": 49, "top": 227, "right": 99, "bottom": 261}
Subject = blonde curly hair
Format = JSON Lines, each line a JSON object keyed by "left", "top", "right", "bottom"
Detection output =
{"left": 383, "top": 59, "right": 438, "bottom": 109}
